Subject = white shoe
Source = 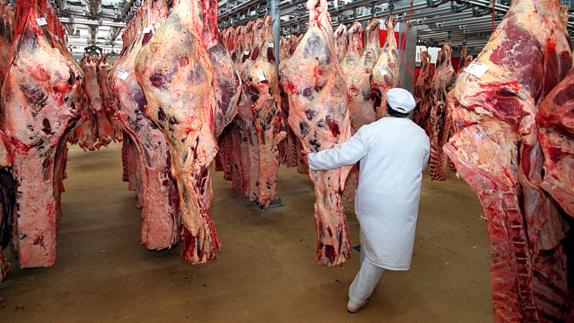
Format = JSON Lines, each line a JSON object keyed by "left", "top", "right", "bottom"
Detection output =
{"left": 346, "top": 300, "right": 366, "bottom": 313}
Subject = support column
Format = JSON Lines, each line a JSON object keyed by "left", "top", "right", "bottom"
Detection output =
{"left": 270, "top": 0, "right": 280, "bottom": 71}
{"left": 397, "top": 22, "right": 417, "bottom": 93}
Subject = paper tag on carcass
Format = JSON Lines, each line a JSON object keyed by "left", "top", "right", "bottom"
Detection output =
{"left": 257, "top": 69, "right": 267, "bottom": 81}
{"left": 117, "top": 70, "right": 130, "bottom": 80}
{"left": 143, "top": 26, "right": 152, "bottom": 34}
{"left": 36, "top": 17, "right": 48, "bottom": 26}
{"left": 244, "top": 50, "right": 250, "bottom": 56}
{"left": 268, "top": 42, "right": 274, "bottom": 48}
{"left": 464, "top": 61, "right": 489, "bottom": 78}
{"left": 378, "top": 64, "right": 388, "bottom": 76}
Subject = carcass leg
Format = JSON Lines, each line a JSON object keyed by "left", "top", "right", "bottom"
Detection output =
{"left": 170, "top": 147, "right": 219, "bottom": 264}
{"left": 309, "top": 170, "right": 352, "bottom": 266}
{"left": 12, "top": 151, "right": 60, "bottom": 267}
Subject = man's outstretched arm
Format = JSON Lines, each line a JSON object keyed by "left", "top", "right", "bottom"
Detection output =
{"left": 307, "top": 128, "right": 369, "bottom": 171}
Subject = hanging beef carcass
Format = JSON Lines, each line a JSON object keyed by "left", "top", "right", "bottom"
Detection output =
{"left": 341, "top": 22, "right": 363, "bottom": 76}
{"left": 135, "top": 0, "right": 224, "bottom": 263}
{"left": 235, "top": 21, "right": 259, "bottom": 200}
{"left": 372, "top": 16, "right": 399, "bottom": 119}
{"left": 333, "top": 24, "right": 348, "bottom": 63}
{"left": 343, "top": 19, "right": 381, "bottom": 202}
{"left": 428, "top": 41, "right": 456, "bottom": 182}
{"left": 281, "top": 0, "right": 352, "bottom": 266}
{"left": 216, "top": 24, "right": 243, "bottom": 176}
{"left": 457, "top": 46, "right": 473, "bottom": 73}
{"left": 203, "top": 0, "right": 241, "bottom": 192}
{"left": 97, "top": 55, "right": 122, "bottom": 143}
{"left": 279, "top": 36, "right": 301, "bottom": 169}
{"left": 239, "top": 16, "right": 285, "bottom": 208}
{"left": 202, "top": 0, "right": 241, "bottom": 139}
{"left": 110, "top": 12, "right": 146, "bottom": 198}
{"left": 71, "top": 74, "right": 97, "bottom": 151}
{"left": 537, "top": 69, "right": 574, "bottom": 219}
{"left": 413, "top": 50, "right": 432, "bottom": 125}
{"left": 347, "top": 19, "right": 380, "bottom": 131}
{"left": 109, "top": 0, "right": 180, "bottom": 250}
{"left": 443, "top": 0, "right": 573, "bottom": 321}
{"left": 418, "top": 49, "right": 445, "bottom": 132}
{"left": 81, "top": 54, "right": 114, "bottom": 149}
{"left": 279, "top": 34, "right": 307, "bottom": 173}
{"left": 1, "top": 0, "right": 83, "bottom": 267}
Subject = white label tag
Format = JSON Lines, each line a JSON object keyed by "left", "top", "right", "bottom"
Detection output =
{"left": 143, "top": 27, "right": 152, "bottom": 34}
{"left": 464, "top": 61, "right": 489, "bottom": 78}
{"left": 117, "top": 70, "right": 130, "bottom": 80}
{"left": 378, "top": 64, "right": 388, "bottom": 76}
{"left": 257, "top": 69, "right": 267, "bottom": 81}
{"left": 268, "top": 42, "right": 274, "bottom": 48}
{"left": 244, "top": 50, "right": 250, "bottom": 56}
{"left": 36, "top": 17, "right": 47, "bottom": 26}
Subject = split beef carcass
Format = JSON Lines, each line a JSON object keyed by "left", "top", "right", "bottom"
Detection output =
{"left": 97, "top": 55, "right": 122, "bottom": 143}
{"left": 1, "top": 0, "right": 83, "bottom": 267}
{"left": 281, "top": 0, "right": 352, "bottom": 266}
{"left": 343, "top": 19, "right": 381, "bottom": 201}
{"left": 202, "top": 0, "right": 241, "bottom": 139}
{"left": 333, "top": 24, "right": 348, "bottom": 63}
{"left": 235, "top": 21, "right": 260, "bottom": 200}
{"left": 217, "top": 24, "right": 249, "bottom": 194}
{"left": 81, "top": 54, "right": 114, "bottom": 149}
{"left": 347, "top": 19, "right": 380, "bottom": 131}
{"left": 413, "top": 50, "right": 432, "bottom": 125}
{"left": 341, "top": 22, "right": 363, "bottom": 76}
{"left": 71, "top": 80, "right": 97, "bottom": 151}
{"left": 238, "top": 17, "right": 285, "bottom": 208}
{"left": 111, "top": 22, "right": 142, "bottom": 192}
{"left": 371, "top": 16, "right": 399, "bottom": 119}
{"left": 279, "top": 36, "right": 301, "bottom": 169}
{"left": 537, "top": 69, "right": 574, "bottom": 218}
{"left": 443, "top": 0, "right": 573, "bottom": 321}
{"left": 135, "top": 0, "right": 223, "bottom": 263}
{"left": 427, "top": 42, "right": 456, "bottom": 182}
{"left": 110, "top": 0, "right": 180, "bottom": 250}
{"left": 457, "top": 46, "right": 473, "bottom": 74}
{"left": 203, "top": 0, "right": 241, "bottom": 190}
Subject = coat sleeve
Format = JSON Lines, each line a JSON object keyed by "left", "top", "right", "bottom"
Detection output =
{"left": 308, "top": 128, "right": 369, "bottom": 171}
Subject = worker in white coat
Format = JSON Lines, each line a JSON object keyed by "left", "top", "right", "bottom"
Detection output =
{"left": 306, "top": 88, "right": 430, "bottom": 313}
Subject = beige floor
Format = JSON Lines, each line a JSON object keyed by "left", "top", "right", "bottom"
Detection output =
{"left": 0, "top": 143, "right": 492, "bottom": 322}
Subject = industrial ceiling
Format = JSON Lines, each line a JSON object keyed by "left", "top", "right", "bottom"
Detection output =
{"left": 9, "top": 0, "right": 574, "bottom": 58}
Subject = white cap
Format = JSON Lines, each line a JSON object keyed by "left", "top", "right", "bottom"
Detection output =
{"left": 387, "top": 88, "right": 416, "bottom": 114}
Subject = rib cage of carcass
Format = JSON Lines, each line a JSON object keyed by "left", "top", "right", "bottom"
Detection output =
{"left": 444, "top": 0, "right": 574, "bottom": 321}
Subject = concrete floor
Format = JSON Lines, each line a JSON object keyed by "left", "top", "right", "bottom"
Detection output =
{"left": 0, "top": 143, "right": 492, "bottom": 322}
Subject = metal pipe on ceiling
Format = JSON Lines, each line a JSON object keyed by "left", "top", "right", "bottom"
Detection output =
{"left": 436, "top": 15, "right": 499, "bottom": 28}
{"left": 60, "top": 17, "right": 126, "bottom": 28}
{"left": 270, "top": 0, "right": 280, "bottom": 70}
{"left": 412, "top": 12, "right": 475, "bottom": 26}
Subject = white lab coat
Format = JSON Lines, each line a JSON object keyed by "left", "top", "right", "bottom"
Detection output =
{"left": 308, "top": 117, "right": 430, "bottom": 270}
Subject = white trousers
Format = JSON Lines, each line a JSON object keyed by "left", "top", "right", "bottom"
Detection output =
{"left": 348, "top": 249, "right": 385, "bottom": 305}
